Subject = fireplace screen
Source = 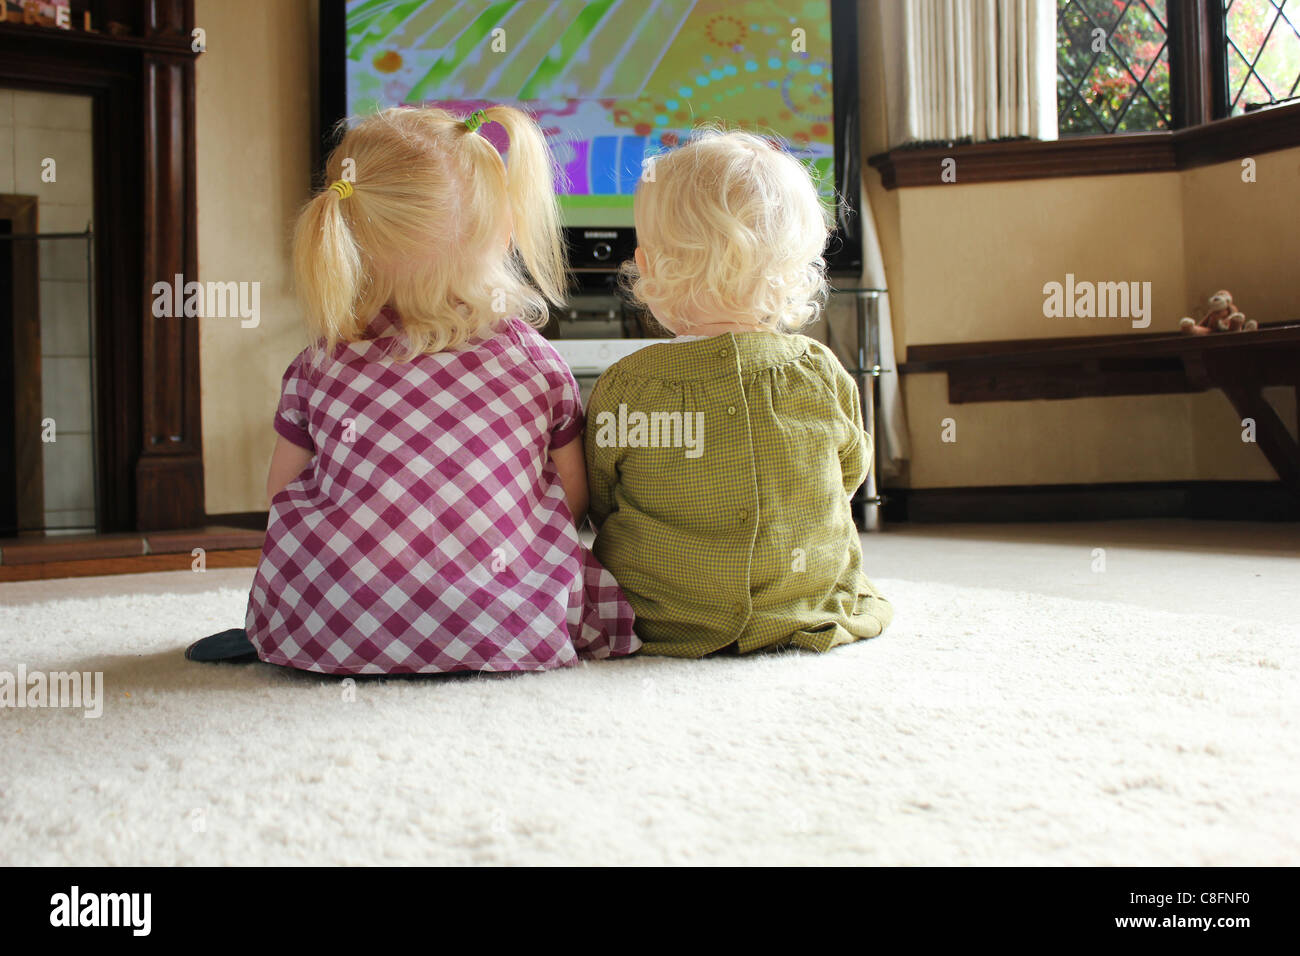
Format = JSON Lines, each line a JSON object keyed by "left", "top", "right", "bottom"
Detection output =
{"left": 0, "top": 226, "right": 97, "bottom": 536}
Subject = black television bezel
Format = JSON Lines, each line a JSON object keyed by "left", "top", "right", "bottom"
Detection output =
{"left": 317, "top": 0, "right": 863, "bottom": 281}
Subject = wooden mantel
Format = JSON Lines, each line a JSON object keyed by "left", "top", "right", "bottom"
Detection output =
{"left": 0, "top": 0, "right": 203, "bottom": 531}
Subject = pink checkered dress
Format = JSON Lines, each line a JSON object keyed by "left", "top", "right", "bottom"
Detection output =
{"left": 244, "top": 309, "right": 640, "bottom": 675}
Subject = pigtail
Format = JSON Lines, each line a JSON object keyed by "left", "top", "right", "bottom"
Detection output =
{"left": 291, "top": 182, "right": 363, "bottom": 353}
{"left": 480, "top": 105, "right": 567, "bottom": 308}
{"left": 288, "top": 106, "right": 567, "bottom": 358}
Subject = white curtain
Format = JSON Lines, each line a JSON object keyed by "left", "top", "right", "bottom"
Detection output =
{"left": 879, "top": 0, "right": 1058, "bottom": 145}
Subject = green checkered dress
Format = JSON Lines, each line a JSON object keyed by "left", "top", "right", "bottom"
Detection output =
{"left": 585, "top": 331, "right": 893, "bottom": 658}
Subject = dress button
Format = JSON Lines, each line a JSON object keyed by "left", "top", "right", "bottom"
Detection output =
{"left": 727, "top": 406, "right": 736, "bottom": 415}
{"left": 738, "top": 509, "right": 747, "bottom": 521}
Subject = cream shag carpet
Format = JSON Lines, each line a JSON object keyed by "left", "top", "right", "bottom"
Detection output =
{"left": 1, "top": 576, "right": 1296, "bottom": 866}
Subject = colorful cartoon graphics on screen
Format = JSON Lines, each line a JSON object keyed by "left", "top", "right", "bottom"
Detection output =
{"left": 345, "top": 0, "right": 836, "bottom": 224}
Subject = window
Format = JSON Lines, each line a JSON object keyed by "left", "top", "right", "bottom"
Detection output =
{"left": 872, "top": 0, "right": 1300, "bottom": 188}
{"left": 1057, "top": 0, "right": 1172, "bottom": 133}
{"left": 1058, "top": 0, "right": 1300, "bottom": 133}
{"left": 1224, "top": 0, "right": 1300, "bottom": 114}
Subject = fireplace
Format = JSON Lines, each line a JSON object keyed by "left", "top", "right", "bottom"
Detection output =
{"left": 0, "top": 0, "right": 204, "bottom": 533}
{"left": 0, "top": 201, "right": 97, "bottom": 536}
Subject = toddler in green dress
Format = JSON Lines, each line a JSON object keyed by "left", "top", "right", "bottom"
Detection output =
{"left": 585, "top": 129, "right": 893, "bottom": 657}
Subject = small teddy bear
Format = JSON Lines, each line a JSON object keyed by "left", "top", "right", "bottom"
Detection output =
{"left": 1179, "top": 290, "right": 1257, "bottom": 335}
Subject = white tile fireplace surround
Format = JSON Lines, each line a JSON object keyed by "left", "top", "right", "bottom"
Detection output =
{"left": 0, "top": 88, "right": 96, "bottom": 532}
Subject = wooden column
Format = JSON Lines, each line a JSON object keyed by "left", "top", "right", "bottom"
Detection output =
{"left": 136, "top": 0, "right": 203, "bottom": 530}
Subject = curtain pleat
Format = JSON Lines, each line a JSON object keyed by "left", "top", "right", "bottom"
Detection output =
{"left": 879, "top": 0, "right": 1058, "bottom": 146}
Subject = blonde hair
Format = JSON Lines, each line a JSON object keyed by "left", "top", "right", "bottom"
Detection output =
{"left": 292, "top": 105, "right": 566, "bottom": 357}
{"left": 621, "top": 128, "right": 831, "bottom": 333}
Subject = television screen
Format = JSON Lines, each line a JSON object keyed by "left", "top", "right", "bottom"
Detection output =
{"left": 341, "top": 0, "right": 841, "bottom": 231}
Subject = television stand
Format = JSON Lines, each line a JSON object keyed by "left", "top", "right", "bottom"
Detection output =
{"left": 826, "top": 286, "right": 889, "bottom": 532}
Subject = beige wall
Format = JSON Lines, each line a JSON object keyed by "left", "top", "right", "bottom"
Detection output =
{"left": 1181, "top": 147, "right": 1300, "bottom": 329}
{"left": 895, "top": 172, "right": 1188, "bottom": 345}
{"left": 1183, "top": 147, "right": 1300, "bottom": 481}
{"left": 197, "top": 0, "right": 315, "bottom": 514}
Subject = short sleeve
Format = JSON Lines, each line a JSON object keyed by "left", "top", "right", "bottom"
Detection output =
{"left": 515, "top": 322, "right": 585, "bottom": 450}
{"left": 273, "top": 351, "right": 315, "bottom": 452}
{"left": 548, "top": 360, "right": 585, "bottom": 450}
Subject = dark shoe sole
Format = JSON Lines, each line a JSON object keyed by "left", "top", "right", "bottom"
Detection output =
{"left": 185, "top": 628, "right": 259, "bottom": 663}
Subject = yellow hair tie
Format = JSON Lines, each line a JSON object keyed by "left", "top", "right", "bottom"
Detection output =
{"left": 328, "top": 179, "right": 354, "bottom": 199}
{"left": 464, "top": 109, "right": 487, "bottom": 133}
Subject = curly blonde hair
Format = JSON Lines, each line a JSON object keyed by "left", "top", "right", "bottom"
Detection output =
{"left": 292, "top": 105, "right": 566, "bottom": 358}
{"left": 621, "top": 128, "right": 831, "bottom": 333}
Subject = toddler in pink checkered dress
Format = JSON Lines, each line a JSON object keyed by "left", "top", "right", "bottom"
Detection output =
{"left": 186, "top": 106, "right": 640, "bottom": 674}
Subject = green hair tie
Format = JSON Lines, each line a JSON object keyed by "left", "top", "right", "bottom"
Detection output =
{"left": 464, "top": 109, "right": 487, "bottom": 133}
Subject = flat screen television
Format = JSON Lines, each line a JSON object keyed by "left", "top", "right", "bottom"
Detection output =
{"left": 319, "top": 0, "right": 863, "bottom": 287}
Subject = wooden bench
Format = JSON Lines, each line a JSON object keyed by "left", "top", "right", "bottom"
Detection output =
{"left": 902, "top": 323, "right": 1300, "bottom": 497}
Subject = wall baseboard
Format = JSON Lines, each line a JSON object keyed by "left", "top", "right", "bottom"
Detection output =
{"left": 883, "top": 481, "right": 1300, "bottom": 524}
{"left": 206, "top": 511, "right": 270, "bottom": 530}
{"left": 0, "top": 548, "right": 261, "bottom": 583}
